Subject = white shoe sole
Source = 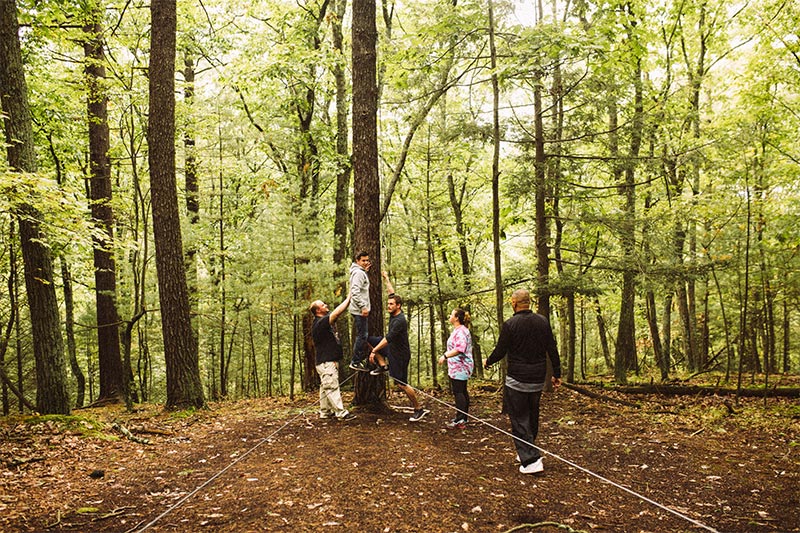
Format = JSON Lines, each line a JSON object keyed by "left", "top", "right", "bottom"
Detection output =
{"left": 519, "top": 459, "right": 544, "bottom": 474}
{"left": 409, "top": 410, "right": 430, "bottom": 422}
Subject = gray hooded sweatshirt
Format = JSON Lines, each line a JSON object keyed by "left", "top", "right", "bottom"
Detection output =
{"left": 348, "top": 262, "right": 370, "bottom": 315}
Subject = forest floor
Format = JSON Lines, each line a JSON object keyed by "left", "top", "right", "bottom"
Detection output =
{"left": 1, "top": 376, "right": 798, "bottom": 533}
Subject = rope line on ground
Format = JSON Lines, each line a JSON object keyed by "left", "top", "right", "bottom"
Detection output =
{"left": 133, "top": 372, "right": 355, "bottom": 533}
{"left": 393, "top": 376, "right": 720, "bottom": 533}
{"left": 135, "top": 370, "right": 719, "bottom": 533}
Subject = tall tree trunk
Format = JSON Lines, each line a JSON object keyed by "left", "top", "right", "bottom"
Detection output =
{"left": 351, "top": 0, "right": 384, "bottom": 405}
{"left": 446, "top": 168, "right": 483, "bottom": 377}
{"left": 488, "top": 0, "right": 504, "bottom": 329}
{"left": 0, "top": 285, "right": 35, "bottom": 411}
{"left": 754, "top": 156, "right": 775, "bottom": 374}
{"left": 664, "top": 153, "right": 694, "bottom": 373}
{"left": 84, "top": 11, "right": 125, "bottom": 403}
{"left": 594, "top": 298, "right": 613, "bottom": 372}
{"left": 0, "top": 0, "right": 70, "bottom": 414}
{"left": 247, "top": 310, "right": 260, "bottom": 396}
{"left": 60, "top": 260, "right": 86, "bottom": 407}
{"left": 608, "top": 96, "right": 630, "bottom": 384}
{"left": 613, "top": 27, "right": 644, "bottom": 383}
{"left": 1, "top": 311, "right": 7, "bottom": 415}
{"left": 290, "top": 313, "right": 297, "bottom": 401}
{"left": 331, "top": 0, "right": 351, "bottom": 364}
{"left": 426, "top": 169, "right": 439, "bottom": 389}
{"left": 533, "top": 67, "right": 549, "bottom": 319}
{"left": 122, "top": 94, "right": 149, "bottom": 403}
{"left": 700, "top": 279, "right": 710, "bottom": 368}
{"left": 14, "top": 227, "right": 25, "bottom": 412}
{"left": 48, "top": 126, "right": 87, "bottom": 408}
{"left": 662, "top": 295, "right": 673, "bottom": 376}
{"left": 148, "top": 0, "right": 204, "bottom": 409}
{"left": 267, "top": 305, "right": 274, "bottom": 397}
{"left": 782, "top": 270, "right": 790, "bottom": 373}
{"left": 550, "top": 17, "right": 569, "bottom": 380}
{"left": 679, "top": 1, "right": 711, "bottom": 372}
{"left": 676, "top": 280, "right": 695, "bottom": 370}
{"left": 708, "top": 262, "right": 733, "bottom": 380}
{"left": 3, "top": 230, "right": 19, "bottom": 414}
{"left": 217, "top": 138, "right": 228, "bottom": 398}
{"left": 645, "top": 291, "right": 665, "bottom": 379}
{"left": 736, "top": 172, "right": 752, "bottom": 396}
{"left": 643, "top": 195, "right": 665, "bottom": 379}
{"left": 184, "top": 55, "right": 200, "bottom": 335}
{"left": 294, "top": 2, "right": 329, "bottom": 391}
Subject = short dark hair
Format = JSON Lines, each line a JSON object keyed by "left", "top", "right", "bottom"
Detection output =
{"left": 355, "top": 251, "right": 369, "bottom": 261}
{"left": 388, "top": 293, "right": 402, "bottom": 307}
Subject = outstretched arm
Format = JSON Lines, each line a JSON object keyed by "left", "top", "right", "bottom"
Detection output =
{"left": 329, "top": 295, "right": 351, "bottom": 323}
{"left": 382, "top": 271, "right": 395, "bottom": 294}
{"left": 484, "top": 322, "right": 509, "bottom": 369}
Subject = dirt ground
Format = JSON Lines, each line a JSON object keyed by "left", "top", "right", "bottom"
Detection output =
{"left": 1, "top": 380, "right": 798, "bottom": 533}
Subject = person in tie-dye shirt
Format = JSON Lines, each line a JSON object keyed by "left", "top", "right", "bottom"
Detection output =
{"left": 438, "top": 308, "right": 474, "bottom": 429}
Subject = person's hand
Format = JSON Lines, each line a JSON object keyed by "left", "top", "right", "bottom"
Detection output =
{"left": 484, "top": 363, "right": 491, "bottom": 371}
{"left": 369, "top": 352, "right": 376, "bottom": 364}
{"left": 438, "top": 355, "right": 446, "bottom": 365}
{"left": 552, "top": 377, "right": 562, "bottom": 389}
{"left": 361, "top": 308, "right": 369, "bottom": 317}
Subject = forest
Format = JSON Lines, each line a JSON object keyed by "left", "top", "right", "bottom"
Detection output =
{"left": 0, "top": 0, "right": 798, "bottom": 413}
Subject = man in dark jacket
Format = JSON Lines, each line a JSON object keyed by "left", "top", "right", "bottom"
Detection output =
{"left": 310, "top": 295, "right": 356, "bottom": 421}
{"left": 485, "top": 289, "right": 562, "bottom": 474}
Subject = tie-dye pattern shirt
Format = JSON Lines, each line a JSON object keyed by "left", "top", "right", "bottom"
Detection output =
{"left": 445, "top": 324, "right": 474, "bottom": 380}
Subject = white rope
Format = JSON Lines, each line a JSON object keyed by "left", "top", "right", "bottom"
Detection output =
{"left": 136, "top": 370, "right": 720, "bottom": 533}
{"left": 394, "top": 376, "right": 721, "bottom": 533}
{"left": 134, "top": 371, "right": 356, "bottom": 532}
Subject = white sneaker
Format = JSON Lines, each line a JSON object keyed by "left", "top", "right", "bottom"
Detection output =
{"left": 519, "top": 458, "right": 544, "bottom": 474}
{"left": 409, "top": 408, "right": 430, "bottom": 422}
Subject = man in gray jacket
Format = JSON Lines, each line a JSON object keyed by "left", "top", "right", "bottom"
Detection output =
{"left": 348, "top": 251, "right": 371, "bottom": 370}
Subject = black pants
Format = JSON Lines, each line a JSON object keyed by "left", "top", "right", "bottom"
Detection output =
{"left": 449, "top": 377, "right": 469, "bottom": 423}
{"left": 504, "top": 385, "right": 543, "bottom": 466}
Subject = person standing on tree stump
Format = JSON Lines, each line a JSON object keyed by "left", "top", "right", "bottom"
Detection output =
{"left": 348, "top": 251, "right": 372, "bottom": 371}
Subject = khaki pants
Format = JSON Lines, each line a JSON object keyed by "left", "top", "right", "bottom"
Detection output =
{"left": 316, "top": 361, "right": 347, "bottom": 418}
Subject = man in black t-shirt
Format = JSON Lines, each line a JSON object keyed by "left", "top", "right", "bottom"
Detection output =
{"left": 368, "top": 272, "right": 429, "bottom": 423}
{"left": 310, "top": 295, "right": 356, "bottom": 421}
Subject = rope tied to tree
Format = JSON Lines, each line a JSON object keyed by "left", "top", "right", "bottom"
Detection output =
{"left": 135, "top": 372, "right": 720, "bottom": 533}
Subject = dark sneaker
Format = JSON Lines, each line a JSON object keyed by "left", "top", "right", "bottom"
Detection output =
{"left": 337, "top": 411, "right": 356, "bottom": 421}
{"left": 445, "top": 419, "right": 466, "bottom": 430}
{"left": 409, "top": 408, "right": 430, "bottom": 422}
{"left": 349, "top": 360, "right": 369, "bottom": 372}
{"left": 369, "top": 365, "right": 389, "bottom": 376}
